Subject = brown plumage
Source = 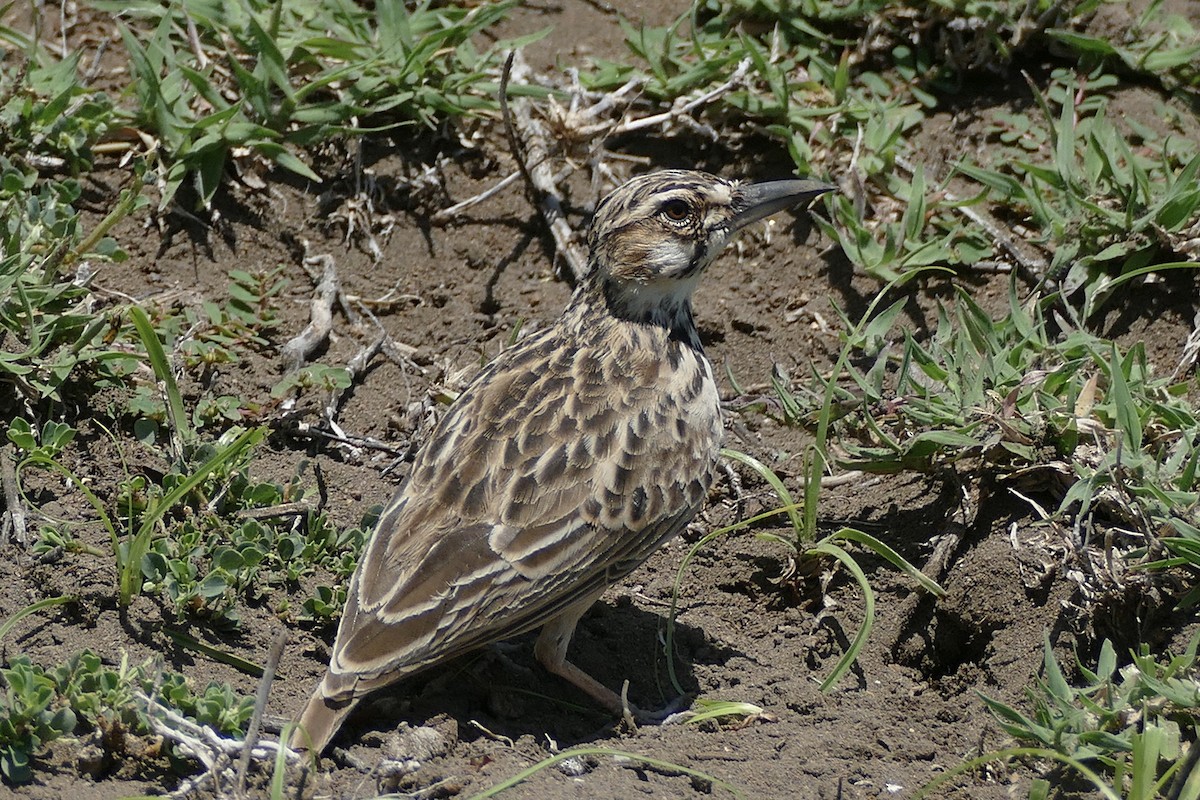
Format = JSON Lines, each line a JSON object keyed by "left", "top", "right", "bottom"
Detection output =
{"left": 291, "top": 169, "right": 833, "bottom": 754}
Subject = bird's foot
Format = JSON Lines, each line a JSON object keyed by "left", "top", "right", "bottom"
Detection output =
{"left": 617, "top": 684, "right": 695, "bottom": 730}
{"left": 634, "top": 692, "right": 695, "bottom": 725}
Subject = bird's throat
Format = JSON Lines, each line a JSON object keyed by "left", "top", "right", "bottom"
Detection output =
{"left": 593, "top": 276, "right": 702, "bottom": 350}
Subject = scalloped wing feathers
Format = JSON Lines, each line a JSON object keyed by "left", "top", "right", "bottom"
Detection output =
{"left": 320, "top": 308, "right": 720, "bottom": 704}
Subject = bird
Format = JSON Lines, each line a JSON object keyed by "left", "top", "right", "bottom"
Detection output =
{"left": 290, "top": 169, "right": 833, "bottom": 754}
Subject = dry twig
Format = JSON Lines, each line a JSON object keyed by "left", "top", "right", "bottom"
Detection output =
{"left": 235, "top": 629, "right": 287, "bottom": 797}
{"left": 582, "top": 58, "right": 751, "bottom": 140}
{"left": 323, "top": 333, "right": 387, "bottom": 424}
{"left": 501, "top": 51, "right": 588, "bottom": 282}
{"left": 280, "top": 250, "right": 339, "bottom": 374}
{"left": 430, "top": 170, "right": 523, "bottom": 226}
{"left": 1, "top": 445, "right": 27, "bottom": 546}
{"left": 286, "top": 423, "right": 407, "bottom": 456}
{"left": 1172, "top": 306, "right": 1200, "bottom": 379}
{"left": 137, "top": 691, "right": 298, "bottom": 798}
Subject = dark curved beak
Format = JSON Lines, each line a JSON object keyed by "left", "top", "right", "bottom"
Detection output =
{"left": 730, "top": 179, "right": 835, "bottom": 232}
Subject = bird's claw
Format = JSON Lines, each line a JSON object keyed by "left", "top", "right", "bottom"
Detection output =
{"left": 621, "top": 692, "right": 695, "bottom": 729}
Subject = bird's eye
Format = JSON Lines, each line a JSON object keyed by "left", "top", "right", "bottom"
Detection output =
{"left": 661, "top": 199, "right": 691, "bottom": 221}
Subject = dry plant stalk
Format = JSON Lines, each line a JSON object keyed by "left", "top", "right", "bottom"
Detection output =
{"left": 279, "top": 249, "right": 340, "bottom": 374}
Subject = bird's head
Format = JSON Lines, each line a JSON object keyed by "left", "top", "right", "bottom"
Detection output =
{"left": 583, "top": 170, "right": 833, "bottom": 326}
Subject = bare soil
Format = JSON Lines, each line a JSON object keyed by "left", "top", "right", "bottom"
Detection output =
{"left": 2, "top": 2, "right": 1197, "bottom": 799}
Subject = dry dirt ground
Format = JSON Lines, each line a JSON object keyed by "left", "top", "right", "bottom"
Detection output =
{"left": 2, "top": 2, "right": 1198, "bottom": 799}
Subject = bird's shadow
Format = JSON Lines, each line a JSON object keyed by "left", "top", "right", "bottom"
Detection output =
{"left": 336, "top": 598, "right": 741, "bottom": 750}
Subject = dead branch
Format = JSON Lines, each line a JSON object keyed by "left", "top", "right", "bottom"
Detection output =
{"left": 280, "top": 250, "right": 339, "bottom": 374}
{"left": 285, "top": 423, "right": 407, "bottom": 457}
{"left": 501, "top": 51, "right": 588, "bottom": 283}
{"left": 1, "top": 445, "right": 27, "bottom": 546}
{"left": 235, "top": 501, "right": 318, "bottom": 521}
{"left": 235, "top": 629, "right": 287, "bottom": 797}
{"left": 137, "top": 690, "right": 298, "bottom": 798}
{"left": 430, "top": 170, "right": 522, "bottom": 226}
{"left": 431, "top": 164, "right": 579, "bottom": 230}
{"left": 324, "top": 333, "right": 386, "bottom": 424}
{"left": 1172, "top": 306, "right": 1200, "bottom": 379}
{"left": 595, "top": 58, "right": 750, "bottom": 140}
{"left": 432, "top": 55, "right": 750, "bottom": 248}
{"left": 382, "top": 337, "right": 420, "bottom": 365}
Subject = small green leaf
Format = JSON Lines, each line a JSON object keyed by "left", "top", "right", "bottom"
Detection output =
{"left": 6, "top": 419, "right": 36, "bottom": 451}
{"left": 1042, "top": 633, "right": 1072, "bottom": 704}
{"left": 199, "top": 574, "right": 229, "bottom": 599}
{"left": 1108, "top": 343, "right": 1142, "bottom": 452}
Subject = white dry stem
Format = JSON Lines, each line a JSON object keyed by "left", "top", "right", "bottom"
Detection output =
{"left": 287, "top": 423, "right": 407, "bottom": 457}
{"left": 280, "top": 250, "right": 339, "bottom": 374}
{"left": 343, "top": 299, "right": 424, "bottom": 408}
{"left": 468, "top": 719, "right": 515, "bottom": 748}
{"left": 137, "top": 691, "right": 299, "bottom": 798}
{"left": 183, "top": 12, "right": 208, "bottom": 68}
{"left": 435, "top": 53, "right": 751, "bottom": 264}
{"left": 817, "top": 470, "right": 866, "bottom": 488}
{"left": 431, "top": 170, "right": 523, "bottom": 225}
{"left": 505, "top": 52, "right": 588, "bottom": 282}
{"left": 324, "top": 333, "right": 386, "bottom": 424}
{"left": 1008, "top": 488, "right": 1052, "bottom": 520}
{"left": 235, "top": 629, "right": 287, "bottom": 795}
{"left": 1, "top": 445, "right": 27, "bottom": 545}
{"left": 432, "top": 165, "right": 576, "bottom": 227}
{"left": 605, "top": 58, "right": 751, "bottom": 139}
{"left": 548, "top": 59, "right": 750, "bottom": 143}
{"left": 1172, "top": 306, "right": 1200, "bottom": 380}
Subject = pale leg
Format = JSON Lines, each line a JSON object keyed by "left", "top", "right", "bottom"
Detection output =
{"left": 534, "top": 592, "right": 637, "bottom": 721}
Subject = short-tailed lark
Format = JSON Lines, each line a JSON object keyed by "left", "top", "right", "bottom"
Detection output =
{"left": 292, "top": 169, "right": 833, "bottom": 753}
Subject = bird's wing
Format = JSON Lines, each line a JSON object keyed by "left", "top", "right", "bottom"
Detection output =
{"left": 322, "top": 325, "right": 719, "bottom": 700}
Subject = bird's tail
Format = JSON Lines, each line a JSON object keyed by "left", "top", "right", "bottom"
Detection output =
{"left": 290, "top": 677, "right": 357, "bottom": 755}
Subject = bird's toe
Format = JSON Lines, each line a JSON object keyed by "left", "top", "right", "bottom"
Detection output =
{"left": 631, "top": 693, "right": 695, "bottom": 725}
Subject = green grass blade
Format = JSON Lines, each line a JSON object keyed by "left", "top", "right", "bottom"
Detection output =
{"left": 802, "top": 446, "right": 822, "bottom": 545}
{"left": 813, "top": 266, "right": 952, "bottom": 471}
{"left": 17, "top": 454, "right": 119, "bottom": 552}
{"left": 912, "top": 746, "right": 1121, "bottom": 800}
{"left": 272, "top": 722, "right": 294, "bottom": 800}
{"left": 129, "top": 305, "right": 192, "bottom": 457}
{"left": 1101, "top": 260, "right": 1200, "bottom": 294}
{"left": 721, "top": 448, "right": 803, "bottom": 536}
{"left": 666, "top": 501, "right": 805, "bottom": 695}
{"left": 0, "top": 596, "right": 75, "bottom": 644}
{"left": 1131, "top": 725, "right": 1162, "bottom": 800}
{"left": 161, "top": 628, "right": 264, "bottom": 677}
{"left": 1177, "top": 747, "right": 1200, "bottom": 800}
{"left": 120, "top": 426, "right": 266, "bottom": 607}
{"left": 1109, "top": 343, "right": 1143, "bottom": 453}
{"left": 1041, "top": 631, "right": 1072, "bottom": 703}
{"left": 827, "top": 528, "right": 945, "bottom": 597}
{"left": 808, "top": 541, "right": 874, "bottom": 692}
{"left": 685, "top": 700, "right": 764, "bottom": 725}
